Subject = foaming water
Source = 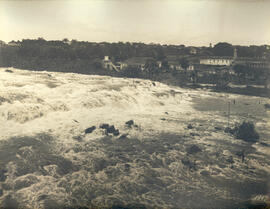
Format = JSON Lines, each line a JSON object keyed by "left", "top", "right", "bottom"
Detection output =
{"left": 0, "top": 68, "right": 269, "bottom": 209}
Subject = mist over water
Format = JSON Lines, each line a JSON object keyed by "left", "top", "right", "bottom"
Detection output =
{"left": 0, "top": 68, "right": 269, "bottom": 209}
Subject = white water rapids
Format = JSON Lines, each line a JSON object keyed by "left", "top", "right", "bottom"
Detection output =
{"left": 0, "top": 68, "right": 269, "bottom": 209}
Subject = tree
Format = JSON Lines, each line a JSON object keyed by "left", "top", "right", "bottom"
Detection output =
{"left": 212, "top": 42, "right": 233, "bottom": 56}
{"left": 178, "top": 57, "right": 189, "bottom": 71}
{"left": 144, "top": 58, "right": 158, "bottom": 78}
{"left": 161, "top": 59, "right": 169, "bottom": 71}
{"left": 233, "top": 64, "right": 246, "bottom": 83}
{"left": 62, "top": 38, "right": 69, "bottom": 44}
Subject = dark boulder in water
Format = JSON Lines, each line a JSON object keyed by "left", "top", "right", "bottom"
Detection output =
{"left": 125, "top": 120, "right": 134, "bottom": 128}
{"left": 106, "top": 125, "right": 116, "bottom": 134}
{"left": 200, "top": 170, "right": 210, "bottom": 176}
{"left": 73, "top": 135, "right": 83, "bottom": 142}
{"left": 224, "top": 127, "right": 237, "bottom": 135}
{"left": 186, "top": 145, "right": 202, "bottom": 155}
{"left": 118, "top": 134, "right": 129, "bottom": 140}
{"left": 100, "top": 124, "right": 120, "bottom": 136}
{"left": 181, "top": 158, "right": 196, "bottom": 170}
{"left": 214, "top": 126, "right": 222, "bottom": 131}
{"left": 264, "top": 103, "right": 270, "bottom": 109}
{"left": 226, "top": 156, "right": 234, "bottom": 164}
{"left": 234, "top": 121, "right": 260, "bottom": 142}
{"left": 1, "top": 194, "right": 19, "bottom": 209}
{"left": 100, "top": 123, "right": 110, "bottom": 129}
{"left": 5, "top": 69, "right": 13, "bottom": 73}
{"left": 84, "top": 126, "right": 96, "bottom": 134}
{"left": 113, "top": 129, "right": 120, "bottom": 136}
{"left": 225, "top": 121, "right": 259, "bottom": 142}
{"left": 0, "top": 169, "right": 7, "bottom": 182}
{"left": 187, "top": 124, "right": 193, "bottom": 129}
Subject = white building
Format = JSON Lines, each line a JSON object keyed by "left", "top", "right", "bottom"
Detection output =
{"left": 199, "top": 57, "right": 234, "bottom": 66}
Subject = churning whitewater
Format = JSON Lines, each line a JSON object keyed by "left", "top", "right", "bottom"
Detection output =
{"left": 0, "top": 68, "right": 269, "bottom": 209}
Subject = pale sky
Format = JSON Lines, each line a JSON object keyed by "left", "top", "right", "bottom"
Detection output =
{"left": 0, "top": 0, "right": 270, "bottom": 46}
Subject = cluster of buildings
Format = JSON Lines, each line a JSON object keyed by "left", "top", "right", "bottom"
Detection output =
{"left": 102, "top": 48, "right": 270, "bottom": 77}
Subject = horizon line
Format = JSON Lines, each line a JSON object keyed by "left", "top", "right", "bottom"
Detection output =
{"left": 2, "top": 38, "right": 270, "bottom": 47}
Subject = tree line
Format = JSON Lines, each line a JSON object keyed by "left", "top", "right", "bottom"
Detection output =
{"left": 0, "top": 38, "right": 269, "bottom": 87}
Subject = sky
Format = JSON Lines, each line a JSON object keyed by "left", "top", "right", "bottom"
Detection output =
{"left": 0, "top": 0, "right": 270, "bottom": 46}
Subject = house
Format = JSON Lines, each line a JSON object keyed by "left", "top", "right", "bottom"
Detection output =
{"left": 156, "top": 61, "right": 162, "bottom": 68}
{"left": 166, "top": 55, "right": 183, "bottom": 71}
{"left": 123, "top": 57, "right": 152, "bottom": 70}
{"left": 102, "top": 56, "right": 113, "bottom": 70}
{"left": 114, "top": 62, "right": 128, "bottom": 71}
{"left": 8, "top": 41, "right": 21, "bottom": 47}
{"left": 0, "top": 40, "right": 6, "bottom": 47}
{"left": 168, "top": 61, "right": 183, "bottom": 71}
{"left": 189, "top": 47, "right": 197, "bottom": 55}
{"left": 102, "top": 56, "right": 122, "bottom": 72}
{"left": 187, "top": 65, "right": 195, "bottom": 71}
{"left": 234, "top": 58, "right": 270, "bottom": 69}
{"left": 199, "top": 56, "right": 234, "bottom": 66}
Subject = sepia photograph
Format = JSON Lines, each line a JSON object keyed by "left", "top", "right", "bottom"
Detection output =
{"left": 0, "top": 0, "right": 270, "bottom": 208}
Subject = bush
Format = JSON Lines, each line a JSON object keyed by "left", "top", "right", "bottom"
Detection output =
{"left": 234, "top": 121, "right": 259, "bottom": 142}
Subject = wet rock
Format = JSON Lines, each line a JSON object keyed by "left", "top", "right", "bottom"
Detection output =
{"left": 84, "top": 126, "right": 96, "bottom": 134}
{"left": 224, "top": 127, "right": 236, "bottom": 135}
{"left": 106, "top": 125, "right": 116, "bottom": 134}
{"left": 190, "top": 132, "right": 200, "bottom": 136}
{"left": 200, "top": 170, "right": 210, "bottom": 176}
{"left": 211, "top": 168, "right": 221, "bottom": 175}
{"left": 118, "top": 133, "right": 129, "bottom": 140}
{"left": 186, "top": 145, "right": 202, "bottom": 155}
{"left": 91, "top": 158, "right": 108, "bottom": 172}
{"left": 181, "top": 158, "right": 196, "bottom": 170}
{"left": 113, "top": 129, "right": 120, "bottom": 136}
{"left": 260, "top": 142, "right": 269, "bottom": 147}
{"left": 218, "top": 164, "right": 226, "bottom": 169}
{"left": 214, "top": 126, "right": 222, "bottom": 131}
{"left": 37, "top": 194, "right": 49, "bottom": 201}
{"left": 43, "top": 197, "right": 62, "bottom": 209}
{"left": 100, "top": 123, "right": 110, "bottom": 129}
{"left": 14, "top": 174, "right": 39, "bottom": 190}
{"left": 187, "top": 124, "right": 193, "bottom": 129}
{"left": 124, "top": 163, "right": 131, "bottom": 172}
{"left": 5, "top": 69, "right": 13, "bottom": 73}
{"left": 0, "top": 189, "right": 3, "bottom": 197}
{"left": 234, "top": 121, "right": 259, "bottom": 142}
{"left": 125, "top": 120, "right": 134, "bottom": 127}
{"left": 226, "top": 156, "right": 234, "bottom": 164}
{"left": 264, "top": 103, "right": 270, "bottom": 109}
{"left": 100, "top": 123, "right": 120, "bottom": 136}
{"left": 1, "top": 194, "right": 19, "bottom": 209}
{"left": 73, "top": 135, "right": 83, "bottom": 142}
{"left": 0, "top": 169, "right": 7, "bottom": 182}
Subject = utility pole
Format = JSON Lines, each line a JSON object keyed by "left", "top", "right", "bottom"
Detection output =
{"left": 227, "top": 101, "right": 231, "bottom": 127}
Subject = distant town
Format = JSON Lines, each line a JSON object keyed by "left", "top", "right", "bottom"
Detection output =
{"left": 1, "top": 38, "right": 270, "bottom": 93}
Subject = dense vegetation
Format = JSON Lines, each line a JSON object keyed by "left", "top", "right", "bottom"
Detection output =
{"left": 0, "top": 38, "right": 269, "bottom": 89}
